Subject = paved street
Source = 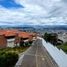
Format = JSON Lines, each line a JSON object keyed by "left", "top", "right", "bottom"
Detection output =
{"left": 18, "top": 39, "right": 58, "bottom": 67}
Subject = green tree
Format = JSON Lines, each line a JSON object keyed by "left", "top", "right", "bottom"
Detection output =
{"left": 44, "top": 33, "right": 58, "bottom": 45}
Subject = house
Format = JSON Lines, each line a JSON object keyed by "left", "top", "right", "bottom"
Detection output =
{"left": 0, "top": 29, "right": 37, "bottom": 48}
{"left": 0, "top": 30, "right": 19, "bottom": 48}
{"left": 15, "top": 32, "right": 36, "bottom": 46}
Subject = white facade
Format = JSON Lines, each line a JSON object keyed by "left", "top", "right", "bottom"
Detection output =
{"left": 7, "top": 39, "right": 15, "bottom": 47}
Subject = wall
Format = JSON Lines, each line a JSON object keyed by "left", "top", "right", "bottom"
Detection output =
{"left": 0, "top": 35, "right": 7, "bottom": 48}
{"left": 38, "top": 37, "right": 67, "bottom": 67}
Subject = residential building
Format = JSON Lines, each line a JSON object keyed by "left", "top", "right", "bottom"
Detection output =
{"left": 0, "top": 29, "right": 37, "bottom": 48}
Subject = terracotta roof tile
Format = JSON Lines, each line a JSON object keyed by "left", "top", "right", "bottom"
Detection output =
{"left": 0, "top": 29, "right": 19, "bottom": 36}
{"left": 18, "top": 32, "right": 31, "bottom": 38}
{"left": 0, "top": 30, "right": 36, "bottom": 38}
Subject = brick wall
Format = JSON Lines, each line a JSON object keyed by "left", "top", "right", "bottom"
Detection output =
{"left": 0, "top": 35, "right": 7, "bottom": 48}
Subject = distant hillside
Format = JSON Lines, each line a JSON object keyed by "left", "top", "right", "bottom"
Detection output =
{"left": 0, "top": 25, "right": 67, "bottom": 30}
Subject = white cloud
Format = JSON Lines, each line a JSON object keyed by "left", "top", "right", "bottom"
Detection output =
{"left": 0, "top": 0, "right": 67, "bottom": 25}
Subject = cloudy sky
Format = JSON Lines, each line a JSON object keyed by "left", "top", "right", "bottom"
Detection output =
{"left": 0, "top": 0, "right": 67, "bottom": 26}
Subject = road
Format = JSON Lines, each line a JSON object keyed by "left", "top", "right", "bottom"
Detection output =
{"left": 18, "top": 39, "right": 58, "bottom": 67}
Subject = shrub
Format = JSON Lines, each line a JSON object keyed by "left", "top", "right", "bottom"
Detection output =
{"left": 28, "top": 41, "right": 32, "bottom": 46}
{"left": 0, "top": 52, "right": 18, "bottom": 67}
{"left": 57, "top": 43, "right": 67, "bottom": 53}
{"left": 20, "top": 41, "right": 24, "bottom": 47}
{"left": 25, "top": 41, "right": 32, "bottom": 47}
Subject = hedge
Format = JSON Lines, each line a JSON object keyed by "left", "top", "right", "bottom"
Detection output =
{"left": 0, "top": 52, "right": 18, "bottom": 67}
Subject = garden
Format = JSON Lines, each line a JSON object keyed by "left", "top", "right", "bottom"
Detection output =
{"left": 0, "top": 41, "right": 32, "bottom": 67}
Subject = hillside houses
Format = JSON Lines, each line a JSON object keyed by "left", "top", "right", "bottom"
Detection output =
{"left": 58, "top": 32, "right": 67, "bottom": 43}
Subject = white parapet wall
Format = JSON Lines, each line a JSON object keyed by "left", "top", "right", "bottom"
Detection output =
{"left": 37, "top": 37, "right": 67, "bottom": 67}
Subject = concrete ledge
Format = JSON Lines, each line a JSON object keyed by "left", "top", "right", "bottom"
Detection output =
{"left": 15, "top": 54, "right": 24, "bottom": 67}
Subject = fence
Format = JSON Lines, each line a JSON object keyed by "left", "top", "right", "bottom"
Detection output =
{"left": 38, "top": 37, "right": 67, "bottom": 67}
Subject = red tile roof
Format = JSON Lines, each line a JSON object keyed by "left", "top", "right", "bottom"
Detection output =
{"left": 18, "top": 32, "right": 31, "bottom": 38}
{"left": 0, "top": 30, "right": 36, "bottom": 38}
{"left": 0, "top": 29, "right": 19, "bottom": 36}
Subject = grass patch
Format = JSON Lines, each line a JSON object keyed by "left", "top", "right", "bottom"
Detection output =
{"left": 0, "top": 44, "right": 31, "bottom": 67}
{"left": 0, "top": 46, "right": 29, "bottom": 55}
{"left": 57, "top": 43, "right": 67, "bottom": 53}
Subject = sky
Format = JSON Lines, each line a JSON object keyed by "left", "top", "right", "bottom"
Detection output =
{"left": 0, "top": 0, "right": 67, "bottom": 26}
